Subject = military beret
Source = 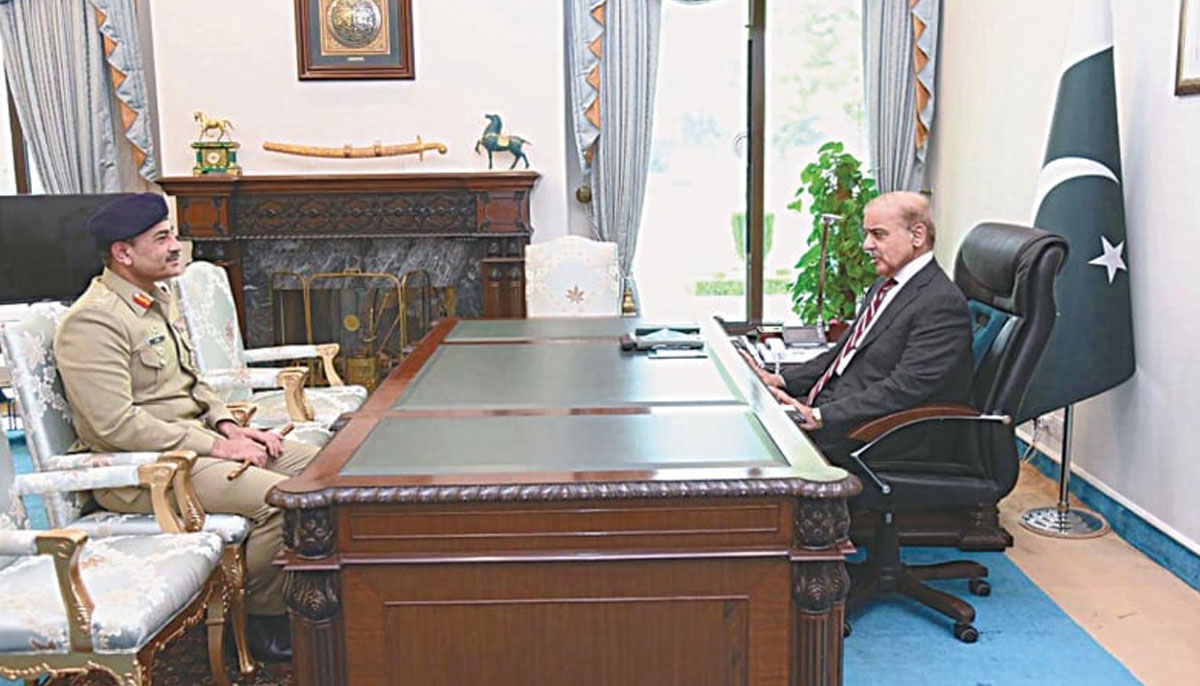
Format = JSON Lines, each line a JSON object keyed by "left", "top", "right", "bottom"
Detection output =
{"left": 86, "top": 193, "right": 169, "bottom": 247}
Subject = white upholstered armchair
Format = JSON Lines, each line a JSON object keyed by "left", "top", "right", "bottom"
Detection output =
{"left": 0, "top": 447, "right": 234, "bottom": 686}
{"left": 0, "top": 303, "right": 258, "bottom": 678}
{"left": 524, "top": 236, "right": 621, "bottom": 317}
{"left": 172, "top": 261, "right": 366, "bottom": 430}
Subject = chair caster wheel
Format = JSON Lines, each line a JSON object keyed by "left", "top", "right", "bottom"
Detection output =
{"left": 953, "top": 622, "right": 978, "bottom": 643}
{"left": 968, "top": 578, "right": 991, "bottom": 596}
{"left": 843, "top": 621, "right": 852, "bottom": 638}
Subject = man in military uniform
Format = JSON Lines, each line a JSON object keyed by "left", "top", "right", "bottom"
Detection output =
{"left": 54, "top": 193, "right": 316, "bottom": 662}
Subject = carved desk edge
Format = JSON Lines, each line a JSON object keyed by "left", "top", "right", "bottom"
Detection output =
{"left": 267, "top": 475, "right": 861, "bottom": 509}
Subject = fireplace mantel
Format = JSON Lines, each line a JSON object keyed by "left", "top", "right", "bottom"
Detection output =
{"left": 159, "top": 171, "right": 537, "bottom": 339}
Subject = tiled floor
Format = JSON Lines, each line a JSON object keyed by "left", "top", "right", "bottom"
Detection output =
{"left": 1000, "top": 464, "right": 1200, "bottom": 686}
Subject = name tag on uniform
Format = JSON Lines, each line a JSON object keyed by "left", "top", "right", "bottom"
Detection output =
{"left": 147, "top": 333, "right": 166, "bottom": 346}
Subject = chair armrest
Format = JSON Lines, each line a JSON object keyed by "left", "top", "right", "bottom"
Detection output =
{"left": 847, "top": 404, "right": 992, "bottom": 443}
{"left": 13, "top": 464, "right": 147, "bottom": 496}
{"left": 41, "top": 451, "right": 161, "bottom": 471}
{"left": 244, "top": 343, "right": 344, "bottom": 386}
{"left": 0, "top": 529, "right": 42, "bottom": 556}
{"left": 276, "top": 366, "right": 316, "bottom": 422}
{"left": 0, "top": 531, "right": 97, "bottom": 651}
{"left": 154, "top": 451, "right": 208, "bottom": 533}
{"left": 204, "top": 366, "right": 315, "bottom": 422}
{"left": 35, "top": 529, "right": 95, "bottom": 652}
{"left": 12, "top": 451, "right": 205, "bottom": 534}
{"left": 844, "top": 405, "right": 1012, "bottom": 496}
{"left": 226, "top": 402, "right": 258, "bottom": 427}
{"left": 204, "top": 367, "right": 289, "bottom": 391}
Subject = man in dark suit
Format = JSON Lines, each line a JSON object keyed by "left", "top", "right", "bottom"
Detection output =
{"left": 750, "top": 191, "right": 972, "bottom": 466}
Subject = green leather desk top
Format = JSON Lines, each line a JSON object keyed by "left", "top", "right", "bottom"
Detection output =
{"left": 392, "top": 342, "right": 740, "bottom": 409}
{"left": 301, "top": 316, "right": 850, "bottom": 488}
{"left": 341, "top": 410, "right": 786, "bottom": 476}
{"left": 445, "top": 317, "right": 641, "bottom": 341}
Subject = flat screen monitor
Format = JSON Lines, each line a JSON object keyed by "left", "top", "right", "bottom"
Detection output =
{"left": 0, "top": 193, "right": 125, "bottom": 305}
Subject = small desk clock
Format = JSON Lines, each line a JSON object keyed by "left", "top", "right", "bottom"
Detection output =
{"left": 191, "top": 141, "right": 241, "bottom": 176}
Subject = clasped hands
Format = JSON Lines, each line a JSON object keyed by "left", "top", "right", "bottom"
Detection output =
{"left": 737, "top": 349, "right": 820, "bottom": 430}
{"left": 212, "top": 421, "right": 284, "bottom": 467}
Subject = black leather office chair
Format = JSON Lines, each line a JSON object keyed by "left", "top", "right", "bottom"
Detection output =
{"left": 843, "top": 222, "right": 1068, "bottom": 642}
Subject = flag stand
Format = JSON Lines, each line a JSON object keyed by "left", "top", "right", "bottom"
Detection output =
{"left": 1020, "top": 405, "right": 1109, "bottom": 538}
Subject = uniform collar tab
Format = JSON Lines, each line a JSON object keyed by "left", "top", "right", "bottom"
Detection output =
{"left": 101, "top": 268, "right": 161, "bottom": 317}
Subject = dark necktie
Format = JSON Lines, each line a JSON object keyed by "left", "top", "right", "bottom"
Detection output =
{"left": 806, "top": 278, "right": 898, "bottom": 406}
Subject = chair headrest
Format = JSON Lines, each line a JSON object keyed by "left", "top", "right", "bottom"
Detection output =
{"left": 954, "top": 222, "right": 1068, "bottom": 316}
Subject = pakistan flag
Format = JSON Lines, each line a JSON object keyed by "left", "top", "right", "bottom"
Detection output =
{"left": 1022, "top": 0, "right": 1135, "bottom": 420}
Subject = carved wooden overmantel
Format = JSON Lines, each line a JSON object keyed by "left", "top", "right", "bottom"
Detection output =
{"left": 158, "top": 171, "right": 537, "bottom": 341}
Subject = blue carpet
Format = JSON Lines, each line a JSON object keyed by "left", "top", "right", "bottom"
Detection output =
{"left": 847, "top": 548, "right": 1141, "bottom": 686}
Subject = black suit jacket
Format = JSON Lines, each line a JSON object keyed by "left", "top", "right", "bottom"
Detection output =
{"left": 783, "top": 258, "right": 972, "bottom": 465}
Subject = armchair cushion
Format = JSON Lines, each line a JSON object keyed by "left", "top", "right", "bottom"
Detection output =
{"left": 0, "top": 532, "right": 223, "bottom": 654}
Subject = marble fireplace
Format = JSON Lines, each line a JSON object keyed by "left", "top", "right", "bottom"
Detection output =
{"left": 159, "top": 172, "right": 537, "bottom": 347}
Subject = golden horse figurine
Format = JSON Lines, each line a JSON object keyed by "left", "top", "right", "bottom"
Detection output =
{"left": 193, "top": 111, "right": 235, "bottom": 142}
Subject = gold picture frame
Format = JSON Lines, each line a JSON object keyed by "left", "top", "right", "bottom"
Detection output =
{"left": 294, "top": 0, "right": 414, "bottom": 80}
{"left": 1177, "top": 0, "right": 1200, "bottom": 94}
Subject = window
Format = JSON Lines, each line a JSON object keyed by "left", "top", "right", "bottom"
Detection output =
{"left": 634, "top": 0, "right": 866, "bottom": 323}
{"left": 0, "top": 47, "right": 37, "bottom": 195}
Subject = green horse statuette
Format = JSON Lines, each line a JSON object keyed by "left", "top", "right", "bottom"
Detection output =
{"left": 474, "top": 113, "right": 531, "bottom": 170}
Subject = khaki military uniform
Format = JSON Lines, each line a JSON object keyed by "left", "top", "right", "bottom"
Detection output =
{"left": 55, "top": 268, "right": 318, "bottom": 615}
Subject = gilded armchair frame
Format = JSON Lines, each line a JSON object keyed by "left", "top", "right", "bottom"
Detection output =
{"left": 0, "top": 455, "right": 234, "bottom": 686}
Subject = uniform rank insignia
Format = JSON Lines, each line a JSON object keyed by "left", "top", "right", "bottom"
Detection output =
{"left": 132, "top": 291, "right": 153, "bottom": 309}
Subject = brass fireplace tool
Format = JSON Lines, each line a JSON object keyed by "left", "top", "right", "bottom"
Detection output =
{"left": 267, "top": 269, "right": 450, "bottom": 391}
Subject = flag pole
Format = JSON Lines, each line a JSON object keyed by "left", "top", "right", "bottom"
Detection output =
{"left": 1020, "top": 404, "right": 1109, "bottom": 538}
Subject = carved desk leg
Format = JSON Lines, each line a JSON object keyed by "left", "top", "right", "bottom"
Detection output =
{"left": 284, "top": 506, "right": 346, "bottom": 686}
{"left": 793, "top": 497, "right": 852, "bottom": 686}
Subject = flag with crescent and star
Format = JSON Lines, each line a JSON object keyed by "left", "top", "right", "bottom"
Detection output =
{"left": 1021, "top": 0, "right": 1134, "bottom": 419}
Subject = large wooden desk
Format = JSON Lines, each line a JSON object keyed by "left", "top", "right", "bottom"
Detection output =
{"left": 270, "top": 317, "right": 860, "bottom": 686}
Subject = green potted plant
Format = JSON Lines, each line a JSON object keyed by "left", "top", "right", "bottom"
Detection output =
{"left": 787, "top": 141, "right": 878, "bottom": 338}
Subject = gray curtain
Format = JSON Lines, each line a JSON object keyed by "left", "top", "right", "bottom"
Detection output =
{"left": 566, "top": 0, "right": 603, "bottom": 187}
{"left": 91, "top": 0, "right": 159, "bottom": 184}
{"left": 862, "top": 0, "right": 940, "bottom": 193}
{"left": 590, "top": 0, "right": 662, "bottom": 312}
{"left": 0, "top": 0, "right": 120, "bottom": 192}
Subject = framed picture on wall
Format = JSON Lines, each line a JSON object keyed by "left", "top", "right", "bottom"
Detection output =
{"left": 1177, "top": 0, "right": 1200, "bottom": 94}
{"left": 294, "top": 0, "right": 414, "bottom": 80}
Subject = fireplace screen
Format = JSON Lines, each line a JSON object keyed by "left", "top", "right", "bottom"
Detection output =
{"left": 269, "top": 269, "right": 450, "bottom": 390}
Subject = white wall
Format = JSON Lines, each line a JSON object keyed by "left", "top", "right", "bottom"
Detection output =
{"left": 149, "top": 0, "right": 570, "bottom": 241}
{"left": 931, "top": 0, "right": 1200, "bottom": 551}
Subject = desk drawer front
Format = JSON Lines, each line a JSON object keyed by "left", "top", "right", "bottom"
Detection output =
{"left": 341, "top": 499, "right": 794, "bottom": 556}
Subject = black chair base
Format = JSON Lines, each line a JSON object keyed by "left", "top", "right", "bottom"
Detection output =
{"left": 846, "top": 511, "right": 991, "bottom": 643}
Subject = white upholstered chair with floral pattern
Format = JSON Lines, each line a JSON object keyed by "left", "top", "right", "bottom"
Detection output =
{"left": 172, "top": 261, "right": 366, "bottom": 430}
{"left": 524, "top": 236, "right": 621, "bottom": 317}
{"left": 0, "top": 447, "right": 232, "bottom": 685}
{"left": 0, "top": 303, "right": 258, "bottom": 678}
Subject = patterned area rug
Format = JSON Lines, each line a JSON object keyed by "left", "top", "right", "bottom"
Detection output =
{"left": 44, "top": 626, "right": 291, "bottom": 686}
